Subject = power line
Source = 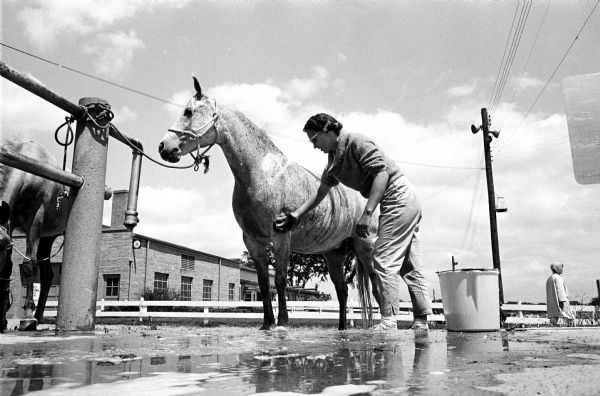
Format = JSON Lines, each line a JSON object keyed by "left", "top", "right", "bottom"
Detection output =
{"left": 490, "top": 1, "right": 528, "bottom": 114}
{"left": 0, "top": 42, "right": 184, "bottom": 108}
{"left": 497, "top": 0, "right": 551, "bottom": 137}
{"left": 499, "top": 0, "right": 600, "bottom": 153}
{"left": 422, "top": 169, "right": 483, "bottom": 201}
{"left": 489, "top": 2, "right": 521, "bottom": 110}
{"left": 490, "top": 0, "right": 533, "bottom": 117}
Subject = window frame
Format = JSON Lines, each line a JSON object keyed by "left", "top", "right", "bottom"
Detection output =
{"left": 202, "top": 279, "right": 213, "bottom": 301}
{"left": 181, "top": 276, "right": 193, "bottom": 301}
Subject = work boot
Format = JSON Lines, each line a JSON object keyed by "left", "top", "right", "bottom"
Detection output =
{"left": 410, "top": 317, "right": 429, "bottom": 332}
{"left": 370, "top": 316, "right": 397, "bottom": 331}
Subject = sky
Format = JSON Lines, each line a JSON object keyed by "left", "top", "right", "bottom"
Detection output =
{"left": 1, "top": 0, "right": 600, "bottom": 304}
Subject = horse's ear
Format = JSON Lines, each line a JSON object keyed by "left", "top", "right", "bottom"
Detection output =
{"left": 0, "top": 201, "right": 10, "bottom": 224}
{"left": 192, "top": 76, "right": 202, "bottom": 99}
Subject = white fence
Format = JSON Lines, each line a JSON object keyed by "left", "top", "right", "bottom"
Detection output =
{"left": 39, "top": 299, "right": 599, "bottom": 326}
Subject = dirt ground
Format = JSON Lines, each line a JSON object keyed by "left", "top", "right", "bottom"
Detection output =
{"left": 0, "top": 322, "right": 599, "bottom": 395}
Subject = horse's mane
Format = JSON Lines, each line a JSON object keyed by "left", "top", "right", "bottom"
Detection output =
{"left": 231, "top": 109, "right": 285, "bottom": 155}
{"left": 0, "top": 137, "right": 24, "bottom": 193}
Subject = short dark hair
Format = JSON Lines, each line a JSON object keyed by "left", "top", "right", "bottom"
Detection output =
{"left": 303, "top": 113, "right": 343, "bottom": 134}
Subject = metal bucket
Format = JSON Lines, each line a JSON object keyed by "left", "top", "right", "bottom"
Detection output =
{"left": 438, "top": 269, "right": 500, "bottom": 331}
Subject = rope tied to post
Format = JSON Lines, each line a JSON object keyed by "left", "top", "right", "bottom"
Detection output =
{"left": 80, "top": 102, "right": 114, "bottom": 130}
{"left": 54, "top": 115, "right": 76, "bottom": 210}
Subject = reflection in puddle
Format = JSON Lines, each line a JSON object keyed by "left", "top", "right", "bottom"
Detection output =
{"left": 0, "top": 328, "right": 511, "bottom": 395}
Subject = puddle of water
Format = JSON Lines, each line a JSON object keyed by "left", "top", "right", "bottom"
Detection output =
{"left": 0, "top": 327, "right": 515, "bottom": 395}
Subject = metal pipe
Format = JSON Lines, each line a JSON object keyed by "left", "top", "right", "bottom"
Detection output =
{"left": 109, "top": 125, "right": 143, "bottom": 152}
{"left": 1, "top": 60, "right": 143, "bottom": 152}
{"left": 124, "top": 150, "right": 142, "bottom": 230}
{"left": 0, "top": 148, "right": 84, "bottom": 188}
{"left": 0, "top": 60, "right": 84, "bottom": 118}
{"left": 57, "top": 97, "right": 109, "bottom": 331}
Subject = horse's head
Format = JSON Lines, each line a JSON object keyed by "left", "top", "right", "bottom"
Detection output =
{"left": 159, "top": 77, "right": 220, "bottom": 163}
{"left": 0, "top": 201, "right": 11, "bottom": 253}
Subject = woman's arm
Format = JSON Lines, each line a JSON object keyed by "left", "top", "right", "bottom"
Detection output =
{"left": 273, "top": 182, "right": 332, "bottom": 232}
{"left": 292, "top": 182, "right": 332, "bottom": 219}
{"left": 356, "top": 170, "right": 388, "bottom": 237}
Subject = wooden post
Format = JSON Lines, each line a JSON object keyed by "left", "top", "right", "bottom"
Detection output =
{"left": 56, "top": 98, "right": 110, "bottom": 331}
{"left": 480, "top": 108, "right": 504, "bottom": 304}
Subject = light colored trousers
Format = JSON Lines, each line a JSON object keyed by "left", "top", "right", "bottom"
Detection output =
{"left": 373, "top": 176, "right": 432, "bottom": 317}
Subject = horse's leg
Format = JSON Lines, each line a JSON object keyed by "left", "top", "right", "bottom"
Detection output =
{"left": 21, "top": 208, "right": 44, "bottom": 321}
{"left": 323, "top": 245, "right": 349, "bottom": 330}
{"left": 34, "top": 236, "right": 56, "bottom": 323}
{"left": 271, "top": 233, "right": 291, "bottom": 327}
{"left": 0, "top": 251, "right": 13, "bottom": 333}
{"left": 243, "top": 234, "right": 276, "bottom": 330}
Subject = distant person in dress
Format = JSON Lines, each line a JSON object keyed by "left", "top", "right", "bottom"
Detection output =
{"left": 545, "top": 262, "right": 575, "bottom": 326}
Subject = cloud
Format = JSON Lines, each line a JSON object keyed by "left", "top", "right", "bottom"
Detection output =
{"left": 17, "top": 0, "right": 189, "bottom": 50}
{"left": 17, "top": 1, "right": 142, "bottom": 49}
{"left": 512, "top": 74, "right": 545, "bottom": 91}
{"left": 335, "top": 52, "right": 348, "bottom": 63}
{"left": 0, "top": 80, "right": 65, "bottom": 140}
{"left": 82, "top": 30, "right": 145, "bottom": 80}
{"left": 447, "top": 80, "right": 478, "bottom": 97}
{"left": 283, "top": 66, "right": 330, "bottom": 101}
{"left": 112, "top": 185, "right": 242, "bottom": 258}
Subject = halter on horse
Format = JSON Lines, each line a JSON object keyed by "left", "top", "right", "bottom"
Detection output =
{"left": 159, "top": 78, "right": 379, "bottom": 330}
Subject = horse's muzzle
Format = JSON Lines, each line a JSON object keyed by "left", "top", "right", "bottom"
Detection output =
{"left": 158, "top": 142, "right": 181, "bottom": 163}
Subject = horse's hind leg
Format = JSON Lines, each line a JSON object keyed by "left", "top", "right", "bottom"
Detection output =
{"left": 243, "top": 234, "right": 276, "bottom": 330}
{"left": 323, "top": 247, "right": 349, "bottom": 330}
{"left": 34, "top": 236, "right": 56, "bottom": 323}
{"left": 271, "top": 234, "right": 291, "bottom": 327}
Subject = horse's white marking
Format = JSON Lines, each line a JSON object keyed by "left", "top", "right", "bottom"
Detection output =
{"left": 261, "top": 153, "right": 289, "bottom": 180}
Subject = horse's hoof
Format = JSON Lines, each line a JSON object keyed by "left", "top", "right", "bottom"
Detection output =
{"left": 273, "top": 326, "right": 288, "bottom": 332}
{"left": 19, "top": 319, "right": 38, "bottom": 331}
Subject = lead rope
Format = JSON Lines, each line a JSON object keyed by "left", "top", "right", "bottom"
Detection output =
{"left": 54, "top": 115, "right": 75, "bottom": 210}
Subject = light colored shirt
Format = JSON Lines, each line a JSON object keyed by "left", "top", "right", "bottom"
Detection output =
{"left": 546, "top": 273, "right": 570, "bottom": 319}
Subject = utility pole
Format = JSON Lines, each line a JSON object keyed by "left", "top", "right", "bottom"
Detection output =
{"left": 471, "top": 108, "right": 504, "bottom": 304}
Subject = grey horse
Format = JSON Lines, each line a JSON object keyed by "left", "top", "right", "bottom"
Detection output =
{"left": 0, "top": 139, "right": 70, "bottom": 329}
{"left": 159, "top": 78, "right": 379, "bottom": 330}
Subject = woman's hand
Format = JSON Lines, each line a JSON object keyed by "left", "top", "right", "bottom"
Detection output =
{"left": 356, "top": 212, "right": 372, "bottom": 237}
{"left": 273, "top": 211, "right": 298, "bottom": 233}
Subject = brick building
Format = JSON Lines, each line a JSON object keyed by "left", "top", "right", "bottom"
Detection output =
{"left": 7, "top": 190, "right": 322, "bottom": 319}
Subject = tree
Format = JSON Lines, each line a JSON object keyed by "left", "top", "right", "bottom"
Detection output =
{"left": 240, "top": 251, "right": 255, "bottom": 268}
{"left": 591, "top": 297, "right": 599, "bottom": 306}
{"left": 240, "top": 244, "right": 356, "bottom": 289}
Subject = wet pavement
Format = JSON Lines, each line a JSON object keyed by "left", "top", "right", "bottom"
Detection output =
{"left": 0, "top": 324, "right": 599, "bottom": 395}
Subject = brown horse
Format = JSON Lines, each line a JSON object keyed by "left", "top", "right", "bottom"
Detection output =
{"left": 159, "top": 78, "right": 380, "bottom": 330}
{"left": 0, "top": 139, "right": 70, "bottom": 329}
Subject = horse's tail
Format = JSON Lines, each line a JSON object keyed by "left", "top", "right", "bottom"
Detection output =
{"left": 347, "top": 236, "right": 375, "bottom": 328}
{"left": 355, "top": 255, "right": 373, "bottom": 328}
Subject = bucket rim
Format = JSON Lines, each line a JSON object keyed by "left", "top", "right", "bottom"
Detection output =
{"left": 437, "top": 268, "right": 499, "bottom": 275}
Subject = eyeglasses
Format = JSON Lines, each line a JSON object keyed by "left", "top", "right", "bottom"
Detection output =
{"left": 308, "top": 130, "right": 324, "bottom": 143}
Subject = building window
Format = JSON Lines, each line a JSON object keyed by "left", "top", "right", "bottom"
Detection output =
{"left": 181, "top": 254, "right": 195, "bottom": 272}
{"left": 202, "top": 279, "right": 213, "bottom": 301}
{"left": 228, "top": 283, "right": 235, "bottom": 301}
{"left": 104, "top": 275, "right": 120, "bottom": 299}
{"left": 154, "top": 272, "right": 168, "bottom": 294}
{"left": 181, "top": 276, "right": 192, "bottom": 301}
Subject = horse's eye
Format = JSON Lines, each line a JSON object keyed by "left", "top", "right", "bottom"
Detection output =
{"left": 183, "top": 108, "right": 193, "bottom": 118}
